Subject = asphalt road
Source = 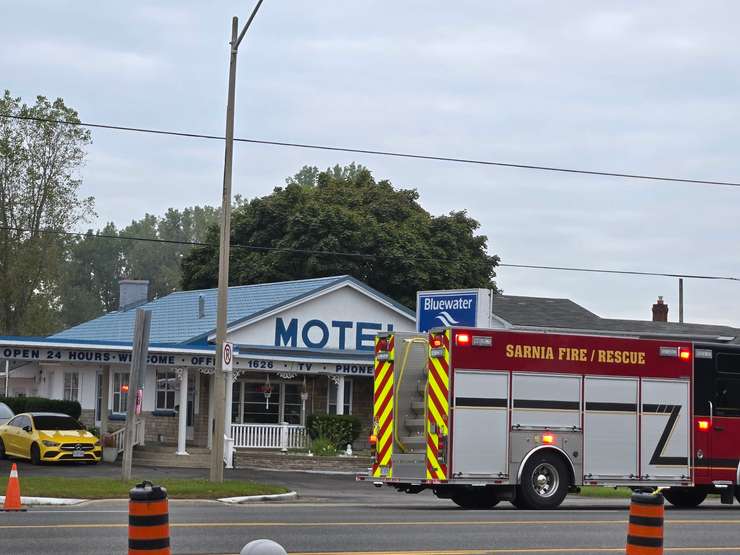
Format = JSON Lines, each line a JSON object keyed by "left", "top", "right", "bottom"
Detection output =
{"left": 2, "top": 461, "right": 740, "bottom": 554}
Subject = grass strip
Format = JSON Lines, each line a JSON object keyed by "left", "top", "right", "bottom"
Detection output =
{"left": 577, "top": 486, "right": 632, "bottom": 498}
{"left": 14, "top": 477, "right": 289, "bottom": 499}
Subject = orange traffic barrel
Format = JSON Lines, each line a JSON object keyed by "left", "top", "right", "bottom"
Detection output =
{"left": 129, "top": 481, "right": 171, "bottom": 555}
{"left": 626, "top": 492, "right": 664, "bottom": 555}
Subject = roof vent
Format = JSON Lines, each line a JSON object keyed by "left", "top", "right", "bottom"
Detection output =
{"left": 198, "top": 294, "right": 205, "bottom": 319}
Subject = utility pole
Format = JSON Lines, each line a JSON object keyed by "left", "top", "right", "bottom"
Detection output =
{"left": 210, "top": 0, "right": 266, "bottom": 483}
{"left": 122, "top": 309, "right": 152, "bottom": 481}
{"left": 678, "top": 278, "right": 684, "bottom": 323}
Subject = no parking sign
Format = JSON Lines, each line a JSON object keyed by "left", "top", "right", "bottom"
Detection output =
{"left": 222, "top": 342, "right": 233, "bottom": 372}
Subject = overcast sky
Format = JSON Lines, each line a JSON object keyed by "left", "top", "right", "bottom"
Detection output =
{"left": 3, "top": 1, "right": 739, "bottom": 326}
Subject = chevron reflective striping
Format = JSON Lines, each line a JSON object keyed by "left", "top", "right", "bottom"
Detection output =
{"left": 426, "top": 330, "right": 451, "bottom": 480}
{"left": 373, "top": 335, "right": 395, "bottom": 478}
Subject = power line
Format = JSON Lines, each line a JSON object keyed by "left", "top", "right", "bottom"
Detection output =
{"left": 3, "top": 225, "right": 738, "bottom": 283}
{"left": 2, "top": 113, "right": 740, "bottom": 189}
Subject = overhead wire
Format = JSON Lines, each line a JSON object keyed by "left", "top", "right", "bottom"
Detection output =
{"left": 2, "top": 225, "right": 738, "bottom": 283}
{"left": 2, "top": 113, "right": 740, "bottom": 188}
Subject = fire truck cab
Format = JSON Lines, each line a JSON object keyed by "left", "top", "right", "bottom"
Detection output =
{"left": 360, "top": 327, "right": 740, "bottom": 510}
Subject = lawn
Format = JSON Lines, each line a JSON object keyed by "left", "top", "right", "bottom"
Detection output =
{"left": 578, "top": 486, "right": 632, "bottom": 498}
{"left": 12, "top": 477, "right": 290, "bottom": 499}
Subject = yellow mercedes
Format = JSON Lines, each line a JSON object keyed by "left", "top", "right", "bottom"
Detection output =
{"left": 0, "top": 412, "right": 101, "bottom": 464}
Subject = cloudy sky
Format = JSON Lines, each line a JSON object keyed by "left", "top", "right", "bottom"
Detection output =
{"left": 3, "top": 1, "right": 739, "bottom": 326}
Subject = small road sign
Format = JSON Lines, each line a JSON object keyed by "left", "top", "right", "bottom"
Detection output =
{"left": 222, "top": 342, "right": 233, "bottom": 372}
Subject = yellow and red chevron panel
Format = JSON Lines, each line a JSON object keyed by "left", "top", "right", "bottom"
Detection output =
{"left": 372, "top": 334, "right": 395, "bottom": 478}
{"left": 426, "top": 329, "right": 450, "bottom": 480}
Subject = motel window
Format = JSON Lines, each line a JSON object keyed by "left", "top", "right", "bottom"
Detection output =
{"left": 156, "top": 370, "right": 177, "bottom": 411}
{"left": 283, "top": 384, "right": 302, "bottom": 425}
{"left": 241, "top": 382, "right": 280, "bottom": 424}
{"left": 112, "top": 372, "right": 129, "bottom": 414}
{"left": 95, "top": 373, "right": 102, "bottom": 422}
{"left": 328, "top": 379, "right": 352, "bottom": 415}
{"left": 63, "top": 372, "right": 79, "bottom": 402}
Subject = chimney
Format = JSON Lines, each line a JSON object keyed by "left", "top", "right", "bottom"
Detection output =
{"left": 119, "top": 280, "right": 149, "bottom": 311}
{"left": 198, "top": 294, "right": 205, "bottom": 319}
{"left": 652, "top": 296, "right": 668, "bottom": 322}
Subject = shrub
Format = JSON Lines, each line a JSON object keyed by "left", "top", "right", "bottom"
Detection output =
{"left": 307, "top": 414, "right": 362, "bottom": 448}
{"left": 0, "top": 396, "right": 82, "bottom": 420}
{"left": 311, "top": 436, "right": 338, "bottom": 457}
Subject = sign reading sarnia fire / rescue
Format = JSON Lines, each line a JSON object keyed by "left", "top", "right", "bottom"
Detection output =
{"left": 505, "top": 343, "right": 647, "bottom": 365}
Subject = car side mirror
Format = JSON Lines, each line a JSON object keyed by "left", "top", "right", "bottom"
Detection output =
{"left": 22, "top": 425, "right": 32, "bottom": 433}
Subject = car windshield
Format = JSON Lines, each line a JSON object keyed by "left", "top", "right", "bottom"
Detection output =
{"left": 32, "top": 415, "right": 84, "bottom": 431}
{"left": 0, "top": 403, "right": 13, "bottom": 419}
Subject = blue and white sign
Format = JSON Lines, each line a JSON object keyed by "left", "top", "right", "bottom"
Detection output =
{"left": 416, "top": 289, "right": 493, "bottom": 332}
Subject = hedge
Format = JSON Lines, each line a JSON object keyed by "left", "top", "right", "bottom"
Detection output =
{"left": 0, "top": 396, "right": 82, "bottom": 420}
{"left": 307, "top": 414, "right": 362, "bottom": 448}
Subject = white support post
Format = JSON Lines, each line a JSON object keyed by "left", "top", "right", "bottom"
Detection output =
{"left": 224, "top": 372, "right": 233, "bottom": 440}
{"left": 335, "top": 375, "right": 345, "bottom": 415}
{"left": 176, "top": 368, "right": 189, "bottom": 456}
{"left": 207, "top": 372, "right": 214, "bottom": 450}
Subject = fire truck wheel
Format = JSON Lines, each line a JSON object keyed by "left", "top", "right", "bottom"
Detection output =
{"left": 450, "top": 488, "right": 499, "bottom": 509}
{"left": 663, "top": 487, "right": 707, "bottom": 508}
{"left": 517, "top": 452, "right": 569, "bottom": 510}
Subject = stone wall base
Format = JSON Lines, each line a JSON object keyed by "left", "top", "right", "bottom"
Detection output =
{"left": 235, "top": 449, "right": 371, "bottom": 473}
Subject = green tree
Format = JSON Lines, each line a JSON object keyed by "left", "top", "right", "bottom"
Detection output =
{"left": 0, "top": 91, "right": 94, "bottom": 334}
{"left": 181, "top": 164, "right": 498, "bottom": 307}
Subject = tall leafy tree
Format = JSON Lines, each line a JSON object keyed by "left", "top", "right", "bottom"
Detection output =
{"left": 181, "top": 164, "right": 499, "bottom": 307}
{"left": 0, "top": 91, "right": 94, "bottom": 334}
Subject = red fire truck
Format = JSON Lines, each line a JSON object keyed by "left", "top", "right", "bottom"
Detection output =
{"left": 359, "top": 327, "right": 740, "bottom": 509}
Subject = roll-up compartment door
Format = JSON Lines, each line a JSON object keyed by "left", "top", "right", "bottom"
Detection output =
{"left": 512, "top": 373, "right": 581, "bottom": 429}
{"left": 452, "top": 370, "right": 509, "bottom": 477}
{"left": 584, "top": 376, "right": 638, "bottom": 480}
{"left": 640, "top": 379, "right": 690, "bottom": 481}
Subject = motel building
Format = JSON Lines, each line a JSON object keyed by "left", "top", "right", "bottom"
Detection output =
{"left": 0, "top": 276, "right": 416, "bottom": 463}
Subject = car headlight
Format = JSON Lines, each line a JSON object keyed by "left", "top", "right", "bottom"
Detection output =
{"left": 42, "top": 440, "right": 59, "bottom": 447}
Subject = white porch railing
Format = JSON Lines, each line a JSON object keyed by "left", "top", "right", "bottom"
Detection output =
{"left": 111, "top": 418, "right": 146, "bottom": 454}
{"left": 230, "top": 423, "right": 308, "bottom": 450}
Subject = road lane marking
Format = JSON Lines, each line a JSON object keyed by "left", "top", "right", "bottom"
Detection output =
{"left": 1, "top": 518, "right": 740, "bottom": 530}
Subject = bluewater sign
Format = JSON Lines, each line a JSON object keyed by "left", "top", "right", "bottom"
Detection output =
{"left": 416, "top": 289, "right": 492, "bottom": 332}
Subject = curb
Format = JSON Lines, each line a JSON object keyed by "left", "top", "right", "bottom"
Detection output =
{"left": 218, "top": 491, "right": 298, "bottom": 504}
{"left": 0, "top": 495, "right": 85, "bottom": 506}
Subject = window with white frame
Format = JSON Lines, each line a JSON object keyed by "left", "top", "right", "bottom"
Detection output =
{"left": 63, "top": 372, "right": 79, "bottom": 401}
{"left": 156, "top": 369, "right": 177, "bottom": 411}
{"left": 327, "top": 379, "right": 352, "bottom": 415}
{"left": 112, "top": 372, "right": 129, "bottom": 414}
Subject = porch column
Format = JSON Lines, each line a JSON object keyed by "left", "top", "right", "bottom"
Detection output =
{"left": 207, "top": 372, "right": 214, "bottom": 449}
{"left": 176, "top": 368, "right": 189, "bottom": 455}
{"left": 224, "top": 372, "right": 233, "bottom": 439}
{"left": 335, "top": 375, "right": 345, "bottom": 415}
{"left": 100, "top": 365, "right": 111, "bottom": 436}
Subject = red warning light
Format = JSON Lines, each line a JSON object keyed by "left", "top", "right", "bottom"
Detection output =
{"left": 431, "top": 337, "right": 443, "bottom": 348}
{"left": 542, "top": 434, "right": 555, "bottom": 444}
{"left": 679, "top": 349, "right": 691, "bottom": 361}
{"left": 455, "top": 333, "right": 471, "bottom": 346}
{"left": 697, "top": 420, "right": 710, "bottom": 431}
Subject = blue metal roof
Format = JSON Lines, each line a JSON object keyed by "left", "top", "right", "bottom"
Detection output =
{"left": 51, "top": 276, "right": 349, "bottom": 345}
{"left": 50, "top": 275, "right": 414, "bottom": 346}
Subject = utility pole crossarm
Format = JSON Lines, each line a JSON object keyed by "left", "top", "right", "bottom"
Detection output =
{"left": 235, "top": 0, "right": 265, "bottom": 48}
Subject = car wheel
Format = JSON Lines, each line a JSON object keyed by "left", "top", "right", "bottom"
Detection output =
{"left": 0, "top": 438, "right": 6, "bottom": 460}
{"left": 517, "top": 452, "right": 569, "bottom": 510}
{"left": 30, "top": 443, "right": 41, "bottom": 465}
{"left": 663, "top": 487, "right": 707, "bottom": 508}
{"left": 450, "top": 487, "right": 499, "bottom": 509}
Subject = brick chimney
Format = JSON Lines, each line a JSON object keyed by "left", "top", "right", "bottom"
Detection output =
{"left": 652, "top": 296, "right": 668, "bottom": 322}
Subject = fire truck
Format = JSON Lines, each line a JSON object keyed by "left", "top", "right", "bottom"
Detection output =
{"left": 358, "top": 327, "right": 740, "bottom": 509}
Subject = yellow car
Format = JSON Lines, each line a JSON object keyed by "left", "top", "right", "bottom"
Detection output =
{"left": 0, "top": 412, "right": 101, "bottom": 464}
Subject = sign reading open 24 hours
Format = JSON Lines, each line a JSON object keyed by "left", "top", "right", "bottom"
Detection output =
{"left": 417, "top": 290, "right": 479, "bottom": 332}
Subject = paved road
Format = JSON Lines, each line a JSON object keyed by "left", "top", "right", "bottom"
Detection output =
{"left": 2, "top": 460, "right": 740, "bottom": 554}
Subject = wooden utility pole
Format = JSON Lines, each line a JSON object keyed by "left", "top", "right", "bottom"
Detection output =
{"left": 211, "top": 0, "right": 266, "bottom": 483}
{"left": 122, "top": 309, "right": 152, "bottom": 481}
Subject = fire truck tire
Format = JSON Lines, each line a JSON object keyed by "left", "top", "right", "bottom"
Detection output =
{"left": 663, "top": 487, "right": 707, "bottom": 508}
{"left": 450, "top": 488, "right": 500, "bottom": 509}
{"left": 516, "top": 452, "right": 569, "bottom": 510}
